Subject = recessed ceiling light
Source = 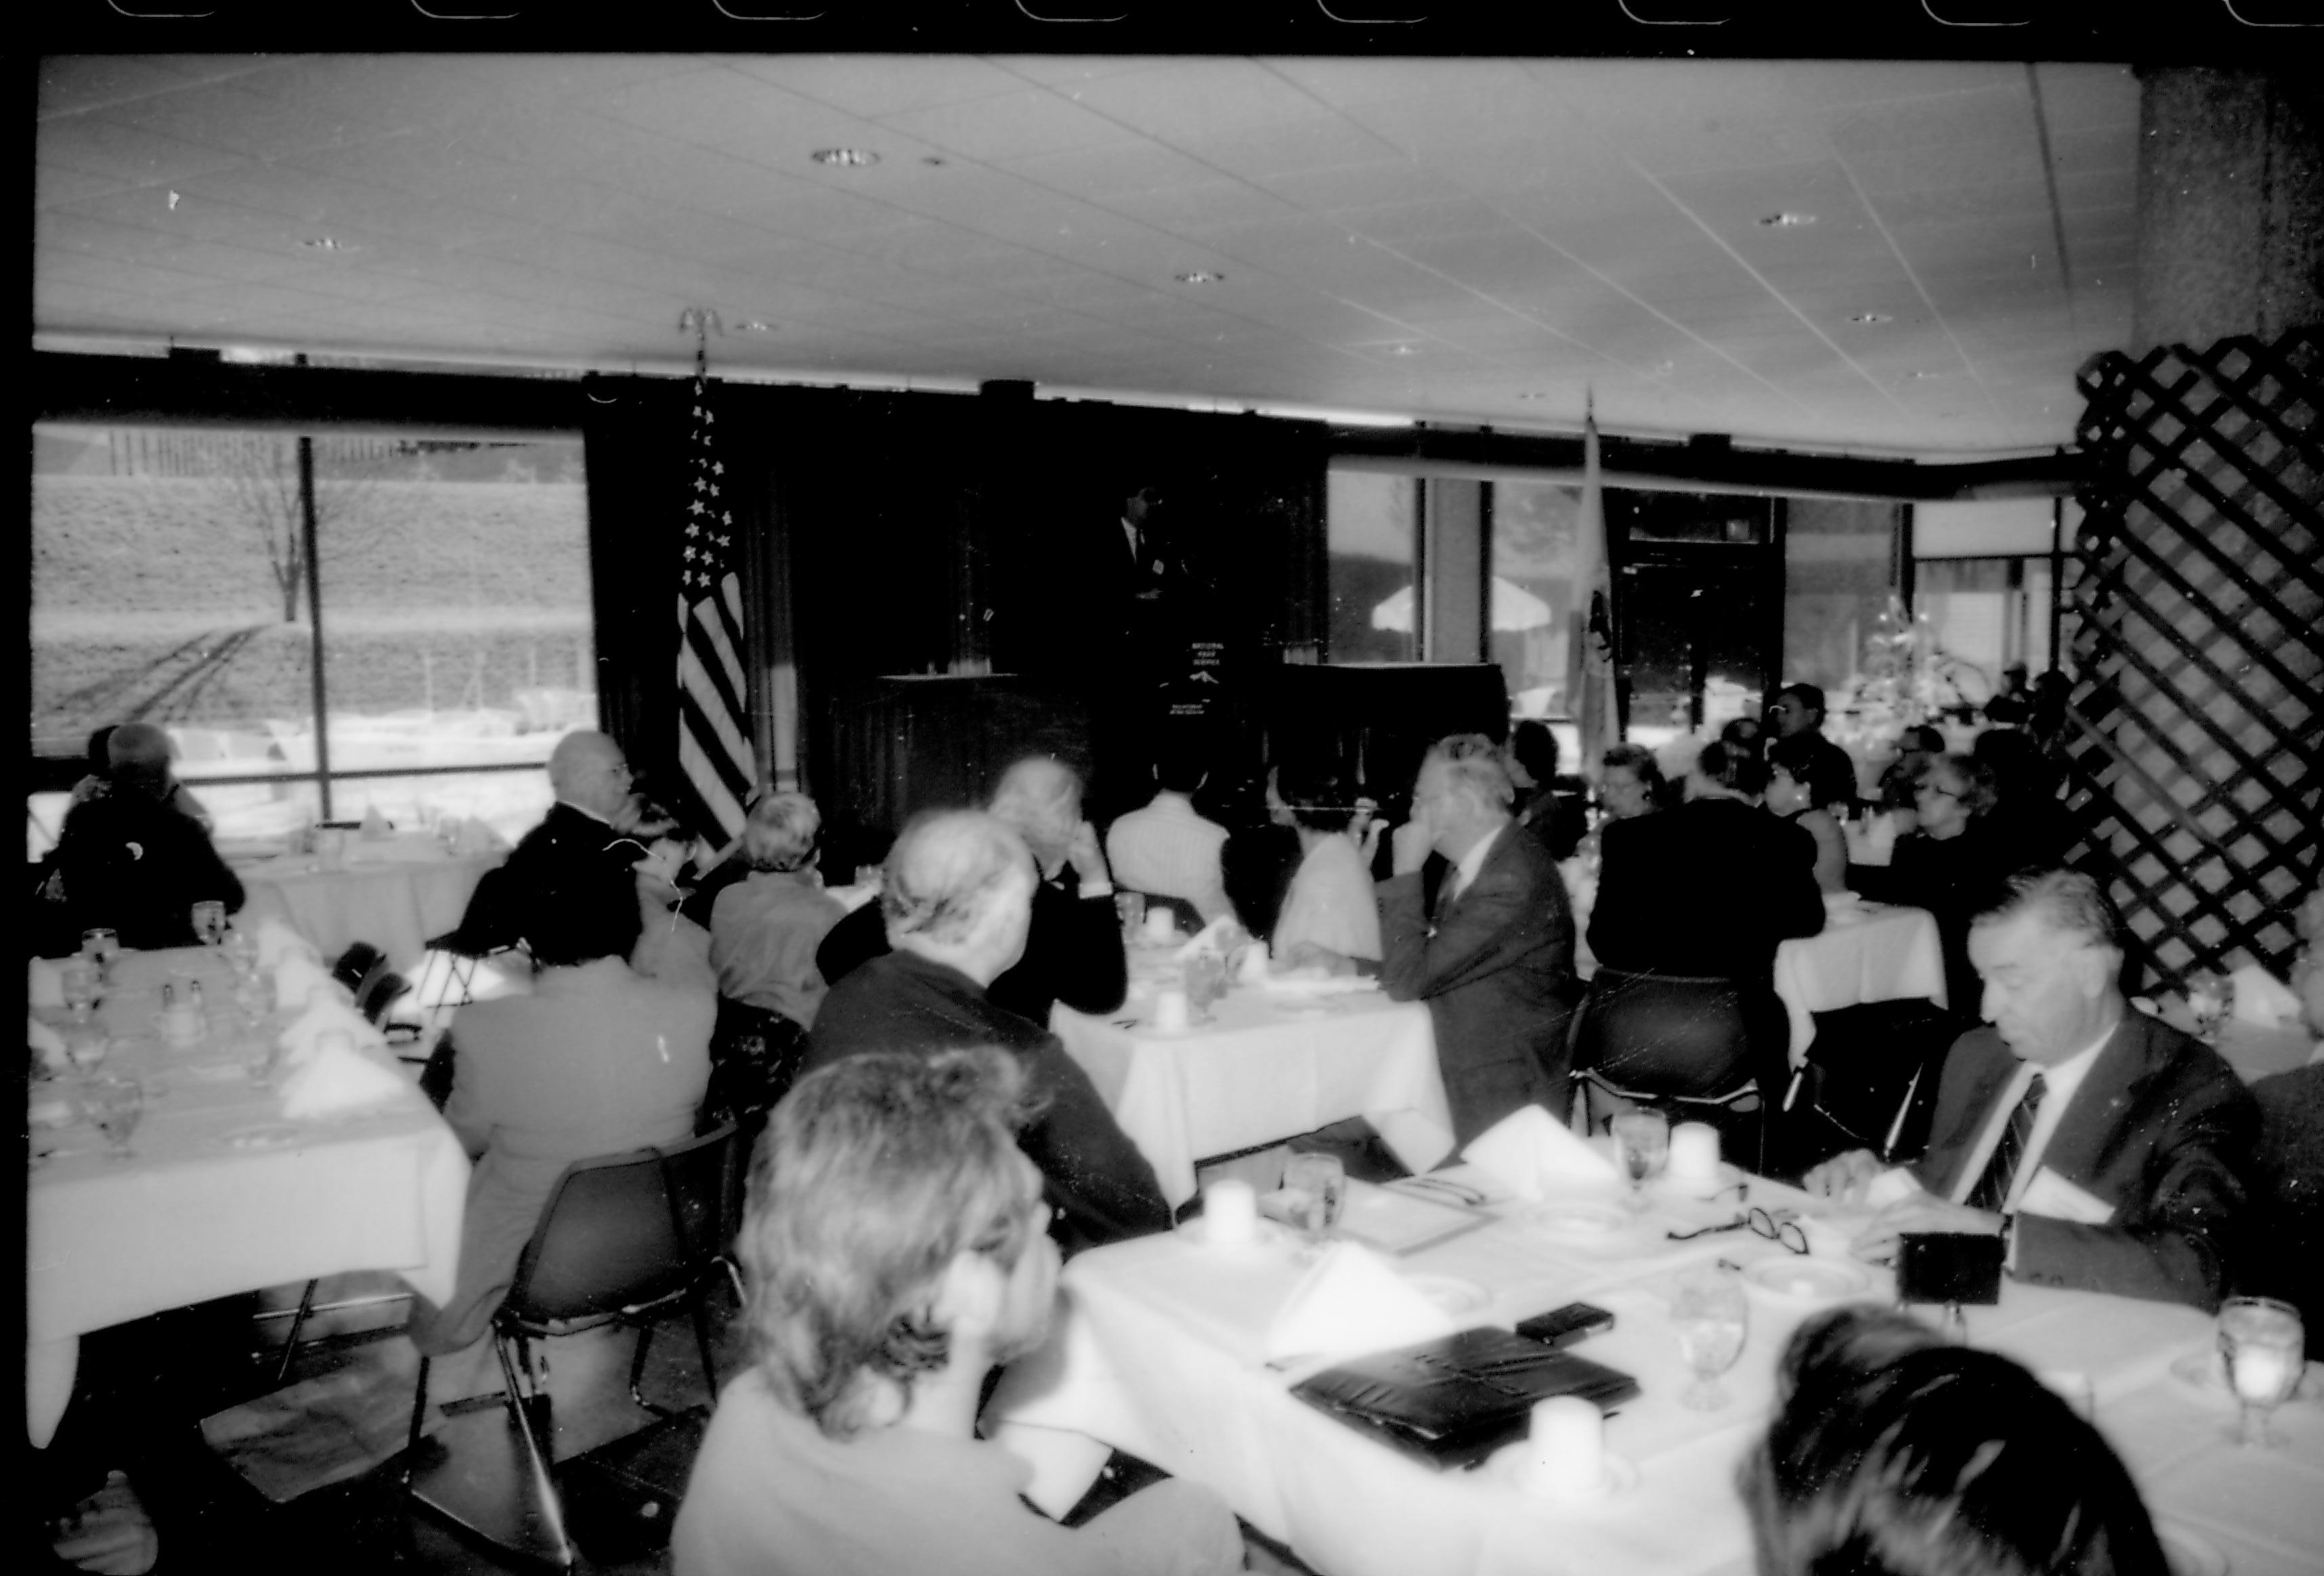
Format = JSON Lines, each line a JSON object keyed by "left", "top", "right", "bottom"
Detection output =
{"left": 301, "top": 236, "right": 349, "bottom": 251}
{"left": 1758, "top": 211, "right": 1817, "bottom": 227}
{"left": 811, "top": 148, "right": 880, "bottom": 167}
{"left": 1175, "top": 270, "right": 1224, "bottom": 285}
{"left": 921, "top": 156, "right": 947, "bottom": 167}
{"left": 1388, "top": 344, "right": 1419, "bottom": 357}
{"left": 1850, "top": 312, "right": 1892, "bottom": 324}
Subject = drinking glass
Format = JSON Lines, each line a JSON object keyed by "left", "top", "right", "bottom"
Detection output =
{"left": 1611, "top": 1110, "right": 1671, "bottom": 1195}
{"left": 2217, "top": 1296, "right": 2305, "bottom": 1447}
{"left": 1283, "top": 1152, "right": 1346, "bottom": 1240}
{"left": 221, "top": 927, "right": 261, "bottom": 982}
{"left": 85, "top": 1076, "right": 144, "bottom": 1160}
{"left": 61, "top": 1023, "right": 110, "bottom": 1075}
{"left": 191, "top": 900, "right": 227, "bottom": 947}
{"left": 60, "top": 961, "right": 100, "bottom": 1022}
{"left": 1115, "top": 891, "right": 1147, "bottom": 946}
{"left": 1672, "top": 1267, "right": 1749, "bottom": 1410}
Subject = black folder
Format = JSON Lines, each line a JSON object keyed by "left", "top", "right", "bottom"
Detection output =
{"left": 1288, "top": 1327, "right": 1641, "bottom": 1471}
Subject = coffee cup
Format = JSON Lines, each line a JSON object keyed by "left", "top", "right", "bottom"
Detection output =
{"left": 1143, "top": 907, "right": 1179, "bottom": 944}
{"left": 1201, "top": 1178, "right": 1259, "bottom": 1245}
{"left": 1667, "top": 1122, "right": 1723, "bottom": 1189}
{"left": 1527, "top": 1397, "right": 1606, "bottom": 1494}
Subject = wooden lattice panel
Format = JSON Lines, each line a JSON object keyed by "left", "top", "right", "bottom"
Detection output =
{"left": 2069, "top": 328, "right": 2324, "bottom": 990}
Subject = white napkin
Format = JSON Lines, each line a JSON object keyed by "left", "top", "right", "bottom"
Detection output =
{"left": 1462, "top": 1106, "right": 1622, "bottom": 1202}
{"left": 28, "top": 957, "right": 66, "bottom": 1009}
{"left": 253, "top": 917, "right": 320, "bottom": 970}
{"left": 276, "top": 994, "right": 387, "bottom": 1069}
{"left": 1264, "top": 1240, "right": 1459, "bottom": 1364}
{"left": 2231, "top": 964, "right": 2302, "bottom": 1029}
{"left": 273, "top": 955, "right": 344, "bottom": 1013}
{"left": 278, "top": 1037, "right": 407, "bottom": 1120}
{"left": 1173, "top": 914, "right": 1243, "bottom": 961}
{"left": 359, "top": 804, "right": 392, "bottom": 839}
{"left": 452, "top": 817, "right": 508, "bottom": 856}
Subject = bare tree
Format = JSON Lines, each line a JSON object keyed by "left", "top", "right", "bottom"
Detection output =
{"left": 209, "top": 433, "right": 401, "bottom": 623}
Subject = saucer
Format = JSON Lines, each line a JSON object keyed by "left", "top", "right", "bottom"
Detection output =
{"left": 1488, "top": 1442, "right": 1638, "bottom": 1504}
{"left": 1402, "top": 1273, "right": 1491, "bottom": 1319}
{"left": 2155, "top": 1520, "right": 2229, "bottom": 1576}
{"left": 1744, "top": 1258, "right": 1872, "bottom": 1301}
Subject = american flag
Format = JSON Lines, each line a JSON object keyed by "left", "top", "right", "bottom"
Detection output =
{"left": 1569, "top": 400, "right": 1622, "bottom": 766}
{"left": 674, "top": 365, "right": 754, "bottom": 844}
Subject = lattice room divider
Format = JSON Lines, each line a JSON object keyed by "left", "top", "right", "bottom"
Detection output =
{"left": 2069, "top": 328, "right": 2323, "bottom": 992}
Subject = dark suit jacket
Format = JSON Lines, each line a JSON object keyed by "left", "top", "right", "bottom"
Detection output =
{"left": 50, "top": 789, "right": 244, "bottom": 952}
{"left": 462, "top": 801, "right": 648, "bottom": 953}
{"left": 815, "top": 862, "right": 1128, "bottom": 1026}
{"left": 1589, "top": 796, "right": 1824, "bottom": 983}
{"left": 804, "top": 950, "right": 1171, "bottom": 1256}
{"left": 1377, "top": 823, "right": 1578, "bottom": 1147}
{"left": 1914, "top": 1013, "right": 2256, "bottom": 1310}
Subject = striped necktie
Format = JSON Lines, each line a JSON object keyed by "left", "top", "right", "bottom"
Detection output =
{"left": 1966, "top": 1071, "right": 2046, "bottom": 1212}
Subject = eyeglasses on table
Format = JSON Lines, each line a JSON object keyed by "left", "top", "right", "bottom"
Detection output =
{"left": 1666, "top": 1206, "right": 1809, "bottom": 1255}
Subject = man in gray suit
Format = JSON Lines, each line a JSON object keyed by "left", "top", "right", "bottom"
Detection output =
{"left": 1377, "top": 735, "right": 1580, "bottom": 1145}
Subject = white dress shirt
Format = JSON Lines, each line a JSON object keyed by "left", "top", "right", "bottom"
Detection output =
{"left": 1944, "top": 1017, "right": 2116, "bottom": 1211}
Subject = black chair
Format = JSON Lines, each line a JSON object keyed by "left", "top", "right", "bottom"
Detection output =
{"left": 405, "top": 1123, "right": 741, "bottom": 1571}
{"left": 412, "top": 864, "right": 525, "bottom": 1013}
{"left": 1777, "top": 998, "right": 1961, "bottom": 1177}
{"left": 1567, "top": 968, "right": 1775, "bottom": 1173}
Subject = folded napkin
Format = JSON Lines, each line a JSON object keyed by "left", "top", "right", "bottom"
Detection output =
{"left": 278, "top": 1037, "right": 407, "bottom": 1120}
{"left": 276, "top": 994, "right": 387, "bottom": 1069}
{"left": 359, "top": 804, "right": 392, "bottom": 839}
{"left": 273, "top": 955, "right": 344, "bottom": 1013}
{"left": 2231, "top": 964, "right": 2303, "bottom": 1029}
{"left": 253, "top": 917, "right": 321, "bottom": 970}
{"left": 1463, "top": 1106, "right": 1622, "bottom": 1203}
{"left": 28, "top": 957, "right": 66, "bottom": 1009}
{"left": 1264, "top": 1241, "right": 1459, "bottom": 1364}
{"left": 451, "top": 817, "right": 508, "bottom": 857}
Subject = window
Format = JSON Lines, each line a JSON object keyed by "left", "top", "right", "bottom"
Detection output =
{"left": 30, "top": 423, "right": 593, "bottom": 856}
{"left": 1325, "top": 469, "right": 1419, "bottom": 663}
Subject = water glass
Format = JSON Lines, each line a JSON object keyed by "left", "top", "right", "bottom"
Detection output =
{"left": 80, "top": 928, "right": 119, "bottom": 976}
{"left": 221, "top": 927, "right": 261, "bottom": 981}
{"left": 60, "top": 961, "right": 100, "bottom": 1021}
{"left": 1672, "top": 1266, "right": 1749, "bottom": 1410}
{"left": 1115, "top": 891, "right": 1147, "bottom": 946}
{"left": 2218, "top": 1296, "right": 2305, "bottom": 1447}
{"left": 85, "top": 1076, "right": 144, "bottom": 1160}
{"left": 61, "top": 1023, "right": 111, "bottom": 1075}
{"left": 1611, "top": 1110, "right": 1671, "bottom": 1193}
{"left": 1283, "top": 1152, "right": 1347, "bottom": 1240}
{"left": 191, "top": 900, "right": 227, "bottom": 946}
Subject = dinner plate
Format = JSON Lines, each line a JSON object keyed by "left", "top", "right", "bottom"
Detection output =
{"left": 1526, "top": 1201, "right": 1636, "bottom": 1240}
{"left": 1743, "top": 1258, "right": 1872, "bottom": 1301}
{"left": 1486, "top": 1441, "right": 1638, "bottom": 1504}
{"left": 217, "top": 1123, "right": 305, "bottom": 1151}
{"left": 2155, "top": 1521, "right": 2229, "bottom": 1576}
{"left": 1402, "top": 1274, "right": 1491, "bottom": 1319}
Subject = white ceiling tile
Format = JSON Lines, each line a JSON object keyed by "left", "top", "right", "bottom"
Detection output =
{"left": 733, "top": 55, "right": 1033, "bottom": 118}
{"left": 878, "top": 89, "right": 1143, "bottom": 164}
{"left": 1002, "top": 141, "right": 1220, "bottom": 200}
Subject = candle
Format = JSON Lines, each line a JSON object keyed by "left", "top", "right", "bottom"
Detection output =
{"left": 1144, "top": 907, "right": 1179, "bottom": 943}
{"left": 1668, "top": 1123, "right": 1722, "bottom": 1186}
{"left": 1527, "top": 1397, "right": 1605, "bottom": 1492}
{"left": 1153, "top": 988, "right": 1191, "bottom": 1032}
{"left": 2229, "top": 1344, "right": 2297, "bottom": 1405}
{"left": 1203, "top": 1178, "right": 1258, "bottom": 1245}
{"left": 1237, "top": 940, "right": 1271, "bottom": 985}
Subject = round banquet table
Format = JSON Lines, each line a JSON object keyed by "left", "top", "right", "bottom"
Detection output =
{"left": 234, "top": 835, "right": 502, "bottom": 970}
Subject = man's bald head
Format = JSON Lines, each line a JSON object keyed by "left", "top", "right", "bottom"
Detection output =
{"left": 988, "top": 756, "right": 1082, "bottom": 869}
{"left": 548, "top": 730, "right": 632, "bottom": 818}
{"left": 108, "top": 722, "right": 176, "bottom": 797}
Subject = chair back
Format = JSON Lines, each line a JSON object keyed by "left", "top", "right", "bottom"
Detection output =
{"left": 503, "top": 1124, "right": 739, "bottom": 1327}
{"left": 1572, "top": 969, "right": 1757, "bottom": 1099}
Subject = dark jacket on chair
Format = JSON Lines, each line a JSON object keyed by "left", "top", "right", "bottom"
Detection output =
{"left": 1377, "top": 823, "right": 1578, "bottom": 1147}
{"left": 1588, "top": 796, "right": 1824, "bottom": 984}
{"left": 1914, "top": 1013, "right": 2256, "bottom": 1311}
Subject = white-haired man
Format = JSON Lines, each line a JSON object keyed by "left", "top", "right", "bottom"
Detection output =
{"left": 47, "top": 721, "right": 244, "bottom": 951}
{"left": 805, "top": 810, "right": 1169, "bottom": 1254}
{"left": 1378, "top": 734, "right": 1578, "bottom": 1145}
{"left": 672, "top": 1047, "right": 1238, "bottom": 1576}
{"left": 1808, "top": 869, "right": 2256, "bottom": 1309}
{"left": 817, "top": 756, "right": 1128, "bottom": 1024}
{"left": 458, "top": 730, "right": 660, "bottom": 957}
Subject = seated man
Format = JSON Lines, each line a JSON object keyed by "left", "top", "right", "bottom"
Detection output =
{"left": 817, "top": 756, "right": 1127, "bottom": 1025}
{"left": 407, "top": 864, "right": 714, "bottom": 1360}
{"left": 1744, "top": 1306, "right": 2168, "bottom": 1576}
{"left": 1377, "top": 735, "right": 1578, "bottom": 1143}
{"left": 459, "top": 729, "right": 653, "bottom": 955}
{"left": 806, "top": 810, "right": 1171, "bottom": 1255}
{"left": 672, "top": 1047, "right": 1241, "bottom": 1576}
{"left": 1765, "top": 682, "right": 1861, "bottom": 814}
{"left": 1807, "top": 869, "right": 2257, "bottom": 1310}
{"left": 46, "top": 722, "right": 243, "bottom": 952}
{"left": 1105, "top": 745, "right": 1233, "bottom": 926}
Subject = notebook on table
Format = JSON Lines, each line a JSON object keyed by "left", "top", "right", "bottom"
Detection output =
{"left": 1288, "top": 1326, "right": 1640, "bottom": 1471}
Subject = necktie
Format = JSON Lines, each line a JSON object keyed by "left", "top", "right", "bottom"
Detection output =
{"left": 1966, "top": 1071, "right": 2046, "bottom": 1212}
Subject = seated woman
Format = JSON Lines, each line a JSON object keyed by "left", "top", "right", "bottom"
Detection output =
{"left": 408, "top": 864, "right": 714, "bottom": 1362}
{"left": 1851, "top": 752, "right": 2016, "bottom": 1014}
{"left": 707, "top": 791, "right": 846, "bottom": 1117}
{"left": 1765, "top": 732, "right": 1849, "bottom": 894}
{"left": 1597, "top": 743, "right": 1671, "bottom": 823}
{"left": 1270, "top": 762, "right": 1383, "bottom": 968}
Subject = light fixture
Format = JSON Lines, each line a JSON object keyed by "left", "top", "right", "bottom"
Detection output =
{"left": 811, "top": 148, "right": 879, "bottom": 167}
{"left": 1387, "top": 344, "right": 1418, "bottom": 356}
{"left": 301, "top": 236, "right": 349, "bottom": 250}
{"left": 1758, "top": 211, "right": 1816, "bottom": 227}
{"left": 1849, "top": 311, "right": 1892, "bottom": 324}
{"left": 1174, "top": 269, "right": 1224, "bottom": 285}
{"left": 736, "top": 320, "right": 773, "bottom": 333}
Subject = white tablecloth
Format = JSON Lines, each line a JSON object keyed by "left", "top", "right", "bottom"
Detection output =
{"left": 26, "top": 946, "right": 469, "bottom": 1446}
{"left": 991, "top": 1169, "right": 2323, "bottom": 1576}
{"left": 235, "top": 837, "right": 502, "bottom": 970}
{"left": 1052, "top": 982, "right": 1455, "bottom": 1210}
{"left": 1771, "top": 902, "right": 1948, "bottom": 1066}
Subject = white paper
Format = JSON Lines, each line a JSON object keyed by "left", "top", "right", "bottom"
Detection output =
{"left": 1263, "top": 1240, "right": 1458, "bottom": 1363}
{"left": 2017, "top": 1166, "right": 2116, "bottom": 1227}
{"left": 1864, "top": 1166, "right": 1926, "bottom": 1210}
